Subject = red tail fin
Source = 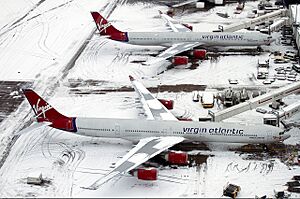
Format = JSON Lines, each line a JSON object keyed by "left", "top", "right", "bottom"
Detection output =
{"left": 90, "top": 12, "right": 128, "bottom": 42}
{"left": 23, "top": 89, "right": 77, "bottom": 132}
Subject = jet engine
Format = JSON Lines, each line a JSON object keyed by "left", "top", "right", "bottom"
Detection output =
{"left": 172, "top": 56, "right": 189, "bottom": 65}
{"left": 191, "top": 49, "right": 207, "bottom": 59}
{"left": 130, "top": 167, "right": 158, "bottom": 181}
{"left": 165, "top": 151, "right": 188, "bottom": 165}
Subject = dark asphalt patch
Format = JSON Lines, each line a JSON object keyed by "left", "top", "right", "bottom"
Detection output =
{"left": 0, "top": 81, "right": 32, "bottom": 123}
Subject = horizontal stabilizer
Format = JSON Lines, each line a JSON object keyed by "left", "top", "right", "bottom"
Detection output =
{"left": 15, "top": 122, "right": 52, "bottom": 136}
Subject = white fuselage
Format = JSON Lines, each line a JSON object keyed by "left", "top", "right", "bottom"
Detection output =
{"left": 74, "top": 117, "right": 285, "bottom": 144}
{"left": 126, "top": 32, "right": 272, "bottom": 47}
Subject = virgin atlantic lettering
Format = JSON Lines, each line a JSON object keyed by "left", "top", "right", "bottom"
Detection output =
{"left": 201, "top": 35, "right": 244, "bottom": 40}
{"left": 183, "top": 127, "right": 244, "bottom": 135}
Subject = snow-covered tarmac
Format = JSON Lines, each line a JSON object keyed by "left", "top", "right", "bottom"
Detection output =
{"left": 0, "top": 0, "right": 300, "bottom": 197}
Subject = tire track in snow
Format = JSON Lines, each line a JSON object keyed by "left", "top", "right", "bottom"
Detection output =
{"left": 0, "top": 0, "right": 75, "bottom": 38}
{"left": 0, "top": 0, "right": 47, "bottom": 37}
{"left": 0, "top": 128, "right": 49, "bottom": 197}
{"left": 49, "top": 142, "right": 86, "bottom": 197}
{"left": 36, "top": 13, "right": 59, "bottom": 59}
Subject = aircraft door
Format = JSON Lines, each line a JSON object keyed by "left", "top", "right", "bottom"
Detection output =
{"left": 115, "top": 124, "right": 120, "bottom": 136}
{"left": 162, "top": 129, "right": 167, "bottom": 134}
{"left": 162, "top": 127, "right": 171, "bottom": 135}
{"left": 266, "top": 131, "right": 272, "bottom": 142}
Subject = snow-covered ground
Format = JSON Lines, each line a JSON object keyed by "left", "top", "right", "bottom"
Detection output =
{"left": 0, "top": 0, "right": 300, "bottom": 198}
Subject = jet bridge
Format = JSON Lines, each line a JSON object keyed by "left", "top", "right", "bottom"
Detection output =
{"left": 209, "top": 81, "right": 300, "bottom": 122}
{"left": 216, "top": 9, "right": 288, "bottom": 32}
{"left": 263, "top": 101, "right": 300, "bottom": 127}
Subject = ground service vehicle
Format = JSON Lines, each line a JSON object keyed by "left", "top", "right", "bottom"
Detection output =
{"left": 223, "top": 183, "right": 241, "bottom": 199}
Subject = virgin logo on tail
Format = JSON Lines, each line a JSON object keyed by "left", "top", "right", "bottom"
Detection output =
{"left": 33, "top": 98, "right": 53, "bottom": 119}
{"left": 98, "top": 19, "right": 111, "bottom": 34}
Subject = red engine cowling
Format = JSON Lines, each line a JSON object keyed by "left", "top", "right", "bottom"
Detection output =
{"left": 166, "top": 151, "right": 188, "bottom": 165}
{"left": 172, "top": 56, "right": 189, "bottom": 65}
{"left": 137, "top": 168, "right": 158, "bottom": 181}
{"left": 183, "top": 24, "right": 193, "bottom": 31}
{"left": 158, "top": 99, "right": 174, "bottom": 110}
{"left": 192, "top": 49, "right": 207, "bottom": 59}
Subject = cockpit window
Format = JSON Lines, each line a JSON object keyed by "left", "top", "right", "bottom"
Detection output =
{"left": 279, "top": 132, "right": 284, "bottom": 135}
{"left": 267, "top": 36, "right": 272, "bottom": 39}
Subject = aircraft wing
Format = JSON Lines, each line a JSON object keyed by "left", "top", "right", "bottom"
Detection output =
{"left": 144, "top": 42, "right": 201, "bottom": 65}
{"left": 85, "top": 136, "right": 185, "bottom": 190}
{"left": 160, "top": 12, "right": 191, "bottom": 32}
{"left": 157, "top": 42, "right": 201, "bottom": 60}
{"left": 129, "top": 75, "right": 178, "bottom": 121}
{"left": 172, "top": 0, "right": 198, "bottom": 8}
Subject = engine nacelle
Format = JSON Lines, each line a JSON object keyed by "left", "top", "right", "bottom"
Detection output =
{"left": 165, "top": 151, "right": 188, "bottom": 165}
{"left": 172, "top": 56, "right": 189, "bottom": 66}
{"left": 192, "top": 49, "right": 207, "bottom": 59}
{"left": 158, "top": 99, "right": 174, "bottom": 110}
{"left": 183, "top": 23, "right": 193, "bottom": 31}
{"left": 136, "top": 168, "right": 158, "bottom": 181}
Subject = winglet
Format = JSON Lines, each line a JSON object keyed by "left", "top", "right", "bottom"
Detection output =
{"left": 129, "top": 75, "right": 135, "bottom": 81}
{"left": 81, "top": 186, "right": 97, "bottom": 190}
{"left": 15, "top": 122, "right": 52, "bottom": 136}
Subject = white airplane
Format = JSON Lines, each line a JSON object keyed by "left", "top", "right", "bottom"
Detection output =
{"left": 90, "top": 11, "right": 274, "bottom": 65}
{"left": 167, "top": 0, "right": 223, "bottom": 8}
{"left": 22, "top": 76, "right": 289, "bottom": 189}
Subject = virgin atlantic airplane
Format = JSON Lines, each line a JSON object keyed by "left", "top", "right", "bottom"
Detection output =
{"left": 90, "top": 12, "right": 274, "bottom": 64}
{"left": 21, "top": 76, "right": 289, "bottom": 189}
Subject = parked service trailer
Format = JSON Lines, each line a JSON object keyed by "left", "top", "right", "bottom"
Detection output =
{"left": 27, "top": 172, "right": 43, "bottom": 185}
{"left": 257, "top": 59, "right": 270, "bottom": 79}
{"left": 223, "top": 183, "right": 241, "bottom": 199}
{"left": 192, "top": 91, "right": 199, "bottom": 102}
{"left": 293, "top": 64, "right": 300, "bottom": 73}
{"left": 201, "top": 92, "right": 214, "bottom": 108}
{"left": 224, "top": 89, "right": 234, "bottom": 107}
